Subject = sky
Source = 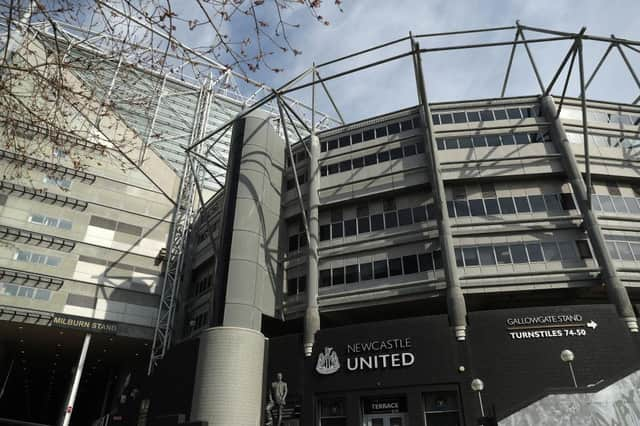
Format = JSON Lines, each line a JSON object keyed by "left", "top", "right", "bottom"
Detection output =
{"left": 144, "top": 0, "right": 640, "bottom": 124}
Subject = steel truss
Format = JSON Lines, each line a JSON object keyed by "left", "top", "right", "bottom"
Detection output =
{"left": 180, "top": 22, "right": 640, "bottom": 365}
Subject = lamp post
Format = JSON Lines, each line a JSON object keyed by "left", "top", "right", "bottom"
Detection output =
{"left": 560, "top": 349, "right": 578, "bottom": 388}
{"left": 471, "top": 378, "right": 485, "bottom": 417}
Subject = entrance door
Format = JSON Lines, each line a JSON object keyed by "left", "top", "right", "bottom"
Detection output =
{"left": 364, "top": 413, "right": 409, "bottom": 426}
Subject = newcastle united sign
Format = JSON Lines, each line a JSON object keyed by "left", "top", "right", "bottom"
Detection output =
{"left": 316, "top": 337, "right": 415, "bottom": 375}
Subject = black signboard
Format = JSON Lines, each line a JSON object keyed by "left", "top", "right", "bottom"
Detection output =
{"left": 51, "top": 313, "right": 118, "bottom": 334}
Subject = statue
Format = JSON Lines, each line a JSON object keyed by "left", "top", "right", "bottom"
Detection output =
{"left": 268, "top": 372, "right": 288, "bottom": 426}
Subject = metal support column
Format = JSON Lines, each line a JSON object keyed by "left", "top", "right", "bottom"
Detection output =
{"left": 61, "top": 333, "right": 91, "bottom": 426}
{"left": 411, "top": 40, "right": 467, "bottom": 340}
{"left": 541, "top": 95, "right": 638, "bottom": 333}
{"left": 304, "top": 66, "right": 321, "bottom": 357}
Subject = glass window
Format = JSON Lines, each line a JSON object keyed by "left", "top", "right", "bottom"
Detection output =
{"left": 528, "top": 195, "right": 546, "bottom": 212}
{"left": 480, "top": 110, "right": 494, "bottom": 121}
{"left": 46, "top": 256, "right": 61, "bottom": 267}
{"left": 403, "top": 144, "right": 417, "bottom": 156}
{"left": 463, "top": 247, "right": 479, "bottom": 266}
{"left": 374, "top": 260, "right": 388, "bottom": 279}
{"left": 526, "top": 243, "right": 544, "bottom": 262}
{"left": 445, "top": 138, "right": 459, "bottom": 150}
{"left": 370, "top": 214, "right": 384, "bottom": 231}
{"left": 431, "top": 114, "right": 441, "bottom": 125}
{"left": 287, "top": 278, "right": 297, "bottom": 293}
{"left": 458, "top": 137, "right": 473, "bottom": 148}
{"left": 390, "top": 147, "right": 403, "bottom": 160}
{"left": 331, "top": 222, "right": 343, "bottom": 238}
{"left": 358, "top": 217, "right": 370, "bottom": 234}
{"left": 332, "top": 267, "right": 345, "bottom": 285}
{"left": 625, "top": 197, "right": 640, "bottom": 214}
{"left": 34, "top": 288, "right": 50, "bottom": 301}
{"left": 378, "top": 151, "right": 390, "bottom": 163}
{"left": 328, "top": 140, "right": 338, "bottom": 150}
{"left": 607, "top": 241, "right": 621, "bottom": 259}
{"left": 1, "top": 283, "right": 18, "bottom": 296}
{"left": 401, "top": 119, "right": 414, "bottom": 131}
{"left": 351, "top": 133, "right": 363, "bottom": 144}
{"left": 345, "top": 265, "right": 359, "bottom": 283}
{"left": 328, "top": 163, "right": 339, "bottom": 175}
{"left": 467, "top": 111, "right": 480, "bottom": 122}
{"left": 388, "top": 123, "right": 401, "bottom": 134}
{"left": 419, "top": 253, "right": 433, "bottom": 272}
{"left": 472, "top": 136, "right": 487, "bottom": 147}
{"left": 495, "top": 245, "right": 512, "bottom": 264}
{"left": 30, "top": 214, "right": 45, "bottom": 224}
{"left": 16, "top": 250, "right": 30, "bottom": 262}
{"left": 352, "top": 157, "right": 364, "bottom": 168}
{"left": 17, "top": 286, "right": 34, "bottom": 298}
{"left": 486, "top": 135, "right": 500, "bottom": 146}
{"left": 514, "top": 133, "right": 530, "bottom": 145}
{"left": 439, "top": 114, "right": 453, "bottom": 125}
{"left": 454, "top": 200, "right": 470, "bottom": 217}
{"left": 613, "top": 197, "right": 628, "bottom": 213}
{"left": 376, "top": 126, "right": 388, "bottom": 138}
{"left": 560, "top": 193, "right": 576, "bottom": 210}
{"left": 576, "top": 240, "right": 592, "bottom": 259}
{"left": 630, "top": 243, "right": 640, "bottom": 260}
{"left": 455, "top": 248, "right": 464, "bottom": 267}
{"left": 364, "top": 154, "right": 377, "bottom": 166}
{"left": 453, "top": 112, "right": 467, "bottom": 123}
{"left": 599, "top": 195, "right": 616, "bottom": 213}
{"left": 413, "top": 117, "right": 421, "bottom": 128}
{"left": 433, "top": 251, "right": 443, "bottom": 269}
{"left": 363, "top": 129, "right": 375, "bottom": 141}
{"left": 437, "top": 139, "right": 445, "bottom": 150}
{"left": 331, "top": 208, "right": 343, "bottom": 222}
{"left": 344, "top": 219, "right": 357, "bottom": 237}
{"left": 321, "top": 166, "right": 328, "bottom": 177}
{"left": 469, "top": 199, "right": 486, "bottom": 216}
{"left": 389, "top": 258, "right": 403, "bottom": 276}
{"left": 484, "top": 199, "right": 500, "bottom": 215}
{"left": 500, "top": 134, "right": 515, "bottom": 145}
{"left": 398, "top": 208, "right": 413, "bottom": 226}
{"left": 558, "top": 241, "right": 578, "bottom": 260}
{"left": 514, "top": 196, "right": 531, "bottom": 213}
{"left": 426, "top": 204, "right": 436, "bottom": 220}
{"left": 413, "top": 206, "right": 427, "bottom": 223}
{"left": 510, "top": 244, "right": 528, "bottom": 263}
{"left": 616, "top": 241, "right": 635, "bottom": 261}
{"left": 320, "top": 141, "right": 328, "bottom": 152}
{"left": 338, "top": 136, "right": 350, "bottom": 147}
{"left": 320, "top": 224, "right": 331, "bottom": 241}
{"left": 544, "top": 194, "right": 562, "bottom": 211}
{"left": 288, "top": 235, "right": 299, "bottom": 252}
{"left": 360, "top": 263, "right": 373, "bottom": 281}
{"left": 478, "top": 246, "right": 496, "bottom": 265}
{"left": 542, "top": 242, "right": 561, "bottom": 261}
{"left": 59, "top": 219, "right": 72, "bottom": 230}
{"left": 507, "top": 108, "right": 522, "bottom": 119}
{"left": 493, "top": 109, "right": 508, "bottom": 120}
{"left": 320, "top": 269, "right": 332, "bottom": 287}
{"left": 339, "top": 160, "right": 352, "bottom": 172}
{"left": 591, "top": 196, "right": 602, "bottom": 211}
{"left": 403, "top": 255, "right": 419, "bottom": 274}
{"left": 447, "top": 201, "right": 455, "bottom": 217}
{"left": 384, "top": 212, "right": 398, "bottom": 228}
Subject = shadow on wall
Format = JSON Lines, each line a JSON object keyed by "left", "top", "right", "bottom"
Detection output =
{"left": 500, "top": 369, "right": 640, "bottom": 426}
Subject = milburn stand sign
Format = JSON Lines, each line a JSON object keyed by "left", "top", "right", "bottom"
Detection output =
{"left": 316, "top": 338, "right": 415, "bottom": 375}
{"left": 51, "top": 314, "right": 118, "bottom": 334}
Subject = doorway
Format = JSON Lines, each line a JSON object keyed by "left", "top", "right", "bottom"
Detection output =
{"left": 363, "top": 413, "right": 409, "bottom": 426}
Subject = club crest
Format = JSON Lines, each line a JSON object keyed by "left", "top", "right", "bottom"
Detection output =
{"left": 316, "top": 346, "right": 340, "bottom": 375}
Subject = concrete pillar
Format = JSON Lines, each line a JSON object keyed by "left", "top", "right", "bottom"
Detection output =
{"left": 61, "top": 333, "right": 91, "bottom": 426}
{"left": 304, "top": 134, "right": 321, "bottom": 357}
{"left": 541, "top": 95, "right": 638, "bottom": 332}
{"left": 190, "top": 327, "right": 267, "bottom": 425}
{"left": 411, "top": 41, "right": 467, "bottom": 340}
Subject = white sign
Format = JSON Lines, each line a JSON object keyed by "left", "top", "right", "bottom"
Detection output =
{"left": 505, "top": 314, "right": 598, "bottom": 340}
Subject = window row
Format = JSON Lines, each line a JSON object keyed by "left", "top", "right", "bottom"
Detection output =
{"left": 605, "top": 235, "right": 640, "bottom": 261}
{"left": 15, "top": 249, "right": 61, "bottom": 267}
{"left": 454, "top": 240, "right": 591, "bottom": 267}
{"left": 561, "top": 107, "right": 640, "bottom": 127}
{"left": 318, "top": 202, "right": 434, "bottom": 243}
{"left": 0, "top": 282, "right": 51, "bottom": 301}
{"left": 319, "top": 250, "right": 443, "bottom": 288}
{"left": 320, "top": 117, "right": 420, "bottom": 153}
{"left": 566, "top": 132, "right": 640, "bottom": 150}
{"left": 436, "top": 131, "right": 551, "bottom": 150}
{"left": 286, "top": 274, "right": 307, "bottom": 295}
{"left": 320, "top": 142, "right": 424, "bottom": 177}
{"left": 190, "top": 275, "right": 213, "bottom": 298}
{"left": 29, "top": 214, "right": 72, "bottom": 230}
{"left": 591, "top": 194, "right": 640, "bottom": 215}
{"left": 432, "top": 106, "right": 539, "bottom": 126}
{"left": 285, "top": 171, "right": 308, "bottom": 191}
{"left": 42, "top": 175, "right": 72, "bottom": 190}
{"left": 446, "top": 193, "right": 576, "bottom": 218}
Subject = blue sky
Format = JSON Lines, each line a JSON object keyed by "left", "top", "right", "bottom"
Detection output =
{"left": 175, "top": 0, "right": 640, "bottom": 123}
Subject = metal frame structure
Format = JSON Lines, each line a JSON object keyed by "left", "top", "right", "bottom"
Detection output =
{"left": 180, "top": 22, "right": 640, "bottom": 365}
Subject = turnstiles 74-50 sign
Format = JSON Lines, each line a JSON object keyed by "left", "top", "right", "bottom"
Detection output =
{"left": 506, "top": 314, "right": 597, "bottom": 340}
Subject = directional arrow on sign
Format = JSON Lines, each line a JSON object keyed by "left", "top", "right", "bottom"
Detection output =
{"left": 587, "top": 320, "right": 598, "bottom": 329}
